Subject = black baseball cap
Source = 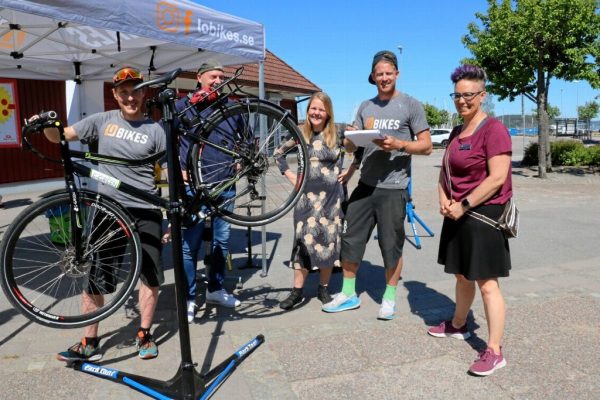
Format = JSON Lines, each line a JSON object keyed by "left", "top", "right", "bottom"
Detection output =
{"left": 368, "top": 50, "right": 398, "bottom": 84}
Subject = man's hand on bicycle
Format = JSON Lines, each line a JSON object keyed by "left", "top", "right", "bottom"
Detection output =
{"left": 24, "top": 111, "right": 59, "bottom": 135}
{"left": 26, "top": 111, "right": 77, "bottom": 144}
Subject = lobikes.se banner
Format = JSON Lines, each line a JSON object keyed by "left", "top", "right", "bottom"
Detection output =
{"left": 0, "top": 0, "right": 265, "bottom": 81}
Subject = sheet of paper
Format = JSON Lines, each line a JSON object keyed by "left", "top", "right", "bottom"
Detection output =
{"left": 343, "top": 130, "right": 384, "bottom": 146}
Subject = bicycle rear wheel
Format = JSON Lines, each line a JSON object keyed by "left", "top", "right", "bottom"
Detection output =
{"left": 0, "top": 191, "right": 142, "bottom": 329}
{"left": 189, "top": 98, "right": 308, "bottom": 226}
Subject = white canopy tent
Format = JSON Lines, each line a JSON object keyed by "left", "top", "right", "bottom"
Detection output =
{"left": 0, "top": 0, "right": 264, "bottom": 79}
{"left": 0, "top": 0, "right": 265, "bottom": 119}
{"left": 0, "top": 0, "right": 270, "bottom": 274}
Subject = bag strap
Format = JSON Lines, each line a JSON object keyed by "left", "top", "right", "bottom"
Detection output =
{"left": 444, "top": 132, "right": 501, "bottom": 231}
{"left": 465, "top": 209, "right": 501, "bottom": 230}
{"left": 443, "top": 143, "right": 454, "bottom": 200}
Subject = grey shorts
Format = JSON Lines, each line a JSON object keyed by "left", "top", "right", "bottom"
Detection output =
{"left": 340, "top": 182, "right": 407, "bottom": 269}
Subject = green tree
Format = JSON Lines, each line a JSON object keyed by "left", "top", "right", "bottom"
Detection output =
{"left": 577, "top": 101, "right": 599, "bottom": 131}
{"left": 423, "top": 103, "right": 450, "bottom": 127}
{"left": 463, "top": 0, "right": 600, "bottom": 178}
{"left": 532, "top": 104, "right": 561, "bottom": 120}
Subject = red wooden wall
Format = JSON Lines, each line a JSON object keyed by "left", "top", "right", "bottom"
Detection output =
{"left": 0, "top": 79, "right": 66, "bottom": 184}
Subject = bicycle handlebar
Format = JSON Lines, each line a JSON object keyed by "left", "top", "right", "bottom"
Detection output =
{"left": 21, "top": 110, "right": 63, "bottom": 163}
{"left": 38, "top": 110, "right": 58, "bottom": 121}
{"left": 22, "top": 110, "right": 60, "bottom": 135}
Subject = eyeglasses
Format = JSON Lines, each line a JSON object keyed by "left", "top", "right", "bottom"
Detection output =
{"left": 449, "top": 91, "right": 484, "bottom": 101}
{"left": 113, "top": 67, "right": 143, "bottom": 84}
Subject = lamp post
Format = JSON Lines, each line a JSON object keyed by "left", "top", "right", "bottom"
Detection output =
{"left": 574, "top": 80, "right": 580, "bottom": 119}
{"left": 560, "top": 88, "right": 563, "bottom": 117}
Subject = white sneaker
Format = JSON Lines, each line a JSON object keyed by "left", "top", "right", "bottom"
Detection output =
{"left": 321, "top": 292, "right": 360, "bottom": 313}
{"left": 187, "top": 301, "right": 197, "bottom": 323}
{"left": 206, "top": 289, "right": 240, "bottom": 308}
{"left": 377, "top": 299, "right": 395, "bottom": 320}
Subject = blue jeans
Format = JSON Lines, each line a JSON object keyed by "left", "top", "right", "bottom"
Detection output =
{"left": 182, "top": 189, "right": 234, "bottom": 300}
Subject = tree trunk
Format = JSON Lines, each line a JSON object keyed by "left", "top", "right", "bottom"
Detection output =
{"left": 536, "top": 62, "right": 549, "bottom": 178}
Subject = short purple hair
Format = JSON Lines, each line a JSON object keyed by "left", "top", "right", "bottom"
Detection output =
{"left": 450, "top": 64, "right": 487, "bottom": 84}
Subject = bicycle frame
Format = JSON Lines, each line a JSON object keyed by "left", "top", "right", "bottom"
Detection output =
{"left": 52, "top": 126, "right": 169, "bottom": 263}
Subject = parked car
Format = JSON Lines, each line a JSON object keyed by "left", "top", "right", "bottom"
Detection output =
{"left": 430, "top": 128, "right": 452, "bottom": 148}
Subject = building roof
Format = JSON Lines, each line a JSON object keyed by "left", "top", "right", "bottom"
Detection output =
{"left": 181, "top": 49, "right": 320, "bottom": 97}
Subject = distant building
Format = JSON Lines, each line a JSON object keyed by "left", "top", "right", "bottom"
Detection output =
{"left": 496, "top": 114, "right": 599, "bottom": 136}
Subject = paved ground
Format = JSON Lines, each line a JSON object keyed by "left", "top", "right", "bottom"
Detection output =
{"left": 1, "top": 136, "right": 599, "bottom": 399}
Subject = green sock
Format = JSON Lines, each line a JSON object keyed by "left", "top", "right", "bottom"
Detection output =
{"left": 383, "top": 284, "right": 396, "bottom": 302}
{"left": 341, "top": 277, "right": 356, "bottom": 297}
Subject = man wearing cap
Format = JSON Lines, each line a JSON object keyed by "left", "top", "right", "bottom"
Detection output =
{"left": 322, "top": 50, "right": 432, "bottom": 320}
{"left": 172, "top": 60, "right": 242, "bottom": 323}
{"left": 38, "top": 66, "right": 166, "bottom": 361}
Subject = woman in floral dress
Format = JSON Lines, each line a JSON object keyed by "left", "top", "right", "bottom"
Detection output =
{"left": 275, "top": 92, "right": 355, "bottom": 310}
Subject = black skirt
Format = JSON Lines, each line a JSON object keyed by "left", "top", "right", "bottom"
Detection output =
{"left": 438, "top": 204, "right": 511, "bottom": 280}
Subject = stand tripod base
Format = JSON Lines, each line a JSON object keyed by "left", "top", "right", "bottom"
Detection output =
{"left": 70, "top": 334, "right": 264, "bottom": 399}
{"left": 406, "top": 201, "right": 434, "bottom": 250}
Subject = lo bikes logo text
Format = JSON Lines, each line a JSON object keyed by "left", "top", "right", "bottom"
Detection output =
{"left": 155, "top": 1, "right": 256, "bottom": 45}
{"left": 156, "top": 1, "right": 193, "bottom": 34}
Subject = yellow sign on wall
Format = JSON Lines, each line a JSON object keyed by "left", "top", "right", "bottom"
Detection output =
{"left": 0, "top": 79, "right": 21, "bottom": 148}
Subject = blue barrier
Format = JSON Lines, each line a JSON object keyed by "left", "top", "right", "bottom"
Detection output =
{"left": 509, "top": 128, "right": 538, "bottom": 136}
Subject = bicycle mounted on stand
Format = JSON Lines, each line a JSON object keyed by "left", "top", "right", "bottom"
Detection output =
{"left": 0, "top": 67, "right": 308, "bottom": 399}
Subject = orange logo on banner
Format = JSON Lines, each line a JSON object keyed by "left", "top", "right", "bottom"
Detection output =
{"left": 156, "top": 1, "right": 193, "bottom": 34}
{"left": 0, "top": 31, "right": 26, "bottom": 49}
{"left": 0, "top": 86, "right": 15, "bottom": 124}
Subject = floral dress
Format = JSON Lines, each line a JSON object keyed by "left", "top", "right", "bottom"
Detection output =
{"left": 275, "top": 132, "right": 344, "bottom": 270}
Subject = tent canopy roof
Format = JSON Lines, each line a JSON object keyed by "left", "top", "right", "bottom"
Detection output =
{"left": 0, "top": 0, "right": 265, "bottom": 81}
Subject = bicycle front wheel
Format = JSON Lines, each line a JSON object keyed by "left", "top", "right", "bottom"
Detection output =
{"left": 0, "top": 191, "right": 142, "bottom": 329}
{"left": 189, "top": 99, "right": 308, "bottom": 226}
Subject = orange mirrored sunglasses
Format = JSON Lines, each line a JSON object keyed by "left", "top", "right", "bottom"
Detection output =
{"left": 113, "top": 67, "right": 143, "bottom": 84}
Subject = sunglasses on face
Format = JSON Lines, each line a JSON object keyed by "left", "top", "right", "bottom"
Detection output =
{"left": 449, "top": 91, "right": 484, "bottom": 101}
{"left": 113, "top": 67, "right": 143, "bottom": 84}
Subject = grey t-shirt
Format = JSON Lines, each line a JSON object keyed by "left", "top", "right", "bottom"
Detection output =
{"left": 72, "top": 110, "right": 166, "bottom": 208}
{"left": 354, "top": 93, "right": 429, "bottom": 189}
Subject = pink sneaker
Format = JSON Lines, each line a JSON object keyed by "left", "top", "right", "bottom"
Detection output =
{"left": 427, "top": 320, "right": 471, "bottom": 340}
{"left": 469, "top": 347, "right": 506, "bottom": 376}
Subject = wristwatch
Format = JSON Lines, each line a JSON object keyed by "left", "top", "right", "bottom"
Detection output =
{"left": 461, "top": 198, "right": 471, "bottom": 210}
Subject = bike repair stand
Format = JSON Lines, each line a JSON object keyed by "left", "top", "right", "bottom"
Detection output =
{"left": 69, "top": 84, "right": 263, "bottom": 399}
{"left": 237, "top": 204, "right": 262, "bottom": 271}
{"left": 405, "top": 177, "right": 434, "bottom": 249}
{"left": 201, "top": 217, "right": 243, "bottom": 290}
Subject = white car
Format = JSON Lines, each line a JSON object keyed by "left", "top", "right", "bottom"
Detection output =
{"left": 431, "top": 128, "right": 452, "bottom": 148}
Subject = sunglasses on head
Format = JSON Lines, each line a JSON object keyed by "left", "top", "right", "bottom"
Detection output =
{"left": 113, "top": 67, "right": 143, "bottom": 84}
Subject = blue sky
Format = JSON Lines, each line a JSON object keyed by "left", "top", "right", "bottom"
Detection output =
{"left": 195, "top": 0, "right": 597, "bottom": 124}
